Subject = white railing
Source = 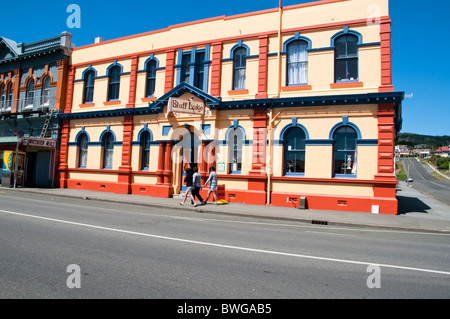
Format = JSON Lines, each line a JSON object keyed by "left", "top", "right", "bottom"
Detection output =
{"left": 19, "top": 96, "right": 57, "bottom": 113}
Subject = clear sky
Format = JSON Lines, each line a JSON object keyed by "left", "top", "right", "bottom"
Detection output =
{"left": 1, "top": 0, "right": 449, "bottom": 136}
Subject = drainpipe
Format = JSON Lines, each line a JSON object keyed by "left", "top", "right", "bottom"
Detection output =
{"left": 267, "top": 1, "right": 284, "bottom": 206}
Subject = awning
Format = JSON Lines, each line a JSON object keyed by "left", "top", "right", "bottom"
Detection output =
{"left": 0, "top": 136, "right": 19, "bottom": 144}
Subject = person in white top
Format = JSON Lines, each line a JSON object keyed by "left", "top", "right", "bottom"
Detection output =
{"left": 204, "top": 166, "right": 218, "bottom": 205}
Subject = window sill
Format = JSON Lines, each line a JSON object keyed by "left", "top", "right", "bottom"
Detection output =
{"left": 103, "top": 100, "right": 121, "bottom": 106}
{"left": 79, "top": 103, "right": 95, "bottom": 108}
{"left": 284, "top": 173, "right": 305, "bottom": 177}
{"left": 330, "top": 81, "right": 363, "bottom": 89}
{"left": 228, "top": 89, "right": 249, "bottom": 95}
{"left": 141, "top": 97, "right": 157, "bottom": 102}
{"left": 333, "top": 174, "right": 357, "bottom": 179}
{"left": 281, "top": 85, "right": 312, "bottom": 92}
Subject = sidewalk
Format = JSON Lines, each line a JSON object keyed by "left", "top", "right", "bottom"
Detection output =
{"left": 5, "top": 182, "right": 450, "bottom": 234}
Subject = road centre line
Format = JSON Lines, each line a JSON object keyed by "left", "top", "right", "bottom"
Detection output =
{"left": 1, "top": 192, "right": 449, "bottom": 236}
{"left": 1, "top": 209, "right": 450, "bottom": 277}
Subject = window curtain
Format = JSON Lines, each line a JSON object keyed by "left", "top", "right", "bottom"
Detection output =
{"left": 287, "top": 42, "right": 308, "bottom": 85}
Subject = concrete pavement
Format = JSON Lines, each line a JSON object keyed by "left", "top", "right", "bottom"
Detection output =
{"left": 3, "top": 181, "right": 450, "bottom": 234}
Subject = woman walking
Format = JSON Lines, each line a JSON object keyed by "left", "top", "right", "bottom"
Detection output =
{"left": 204, "top": 166, "right": 218, "bottom": 205}
{"left": 179, "top": 167, "right": 196, "bottom": 206}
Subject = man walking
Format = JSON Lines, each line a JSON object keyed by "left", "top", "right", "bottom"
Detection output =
{"left": 191, "top": 167, "right": 206, "bottom": 207}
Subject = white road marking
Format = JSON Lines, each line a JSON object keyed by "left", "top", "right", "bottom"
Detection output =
{"left": 1, "top": 192, "right": 449, "bottom": 236}
{"left": 1, "top": 209, "right": 450, "bottom": 277}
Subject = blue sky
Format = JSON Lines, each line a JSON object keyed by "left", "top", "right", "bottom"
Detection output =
{"left": 1, "top": 0, "right": 449, "bottom": 136}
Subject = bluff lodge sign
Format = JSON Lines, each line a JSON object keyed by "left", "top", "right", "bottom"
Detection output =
{"left": 167, "top": 97, "right": 205, "bottom": 116}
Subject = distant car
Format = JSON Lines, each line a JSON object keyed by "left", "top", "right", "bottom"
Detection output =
{"left": 407, "top": 176, "right": 413, "bottom": 182}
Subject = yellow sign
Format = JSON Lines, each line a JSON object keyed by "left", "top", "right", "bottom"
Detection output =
{"left": 3, "top": 151, "right": 13, "bottom": 173}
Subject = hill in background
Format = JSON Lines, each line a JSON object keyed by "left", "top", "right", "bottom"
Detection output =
{"left": 397, "top": 133, "right": 450, "bottom": 148}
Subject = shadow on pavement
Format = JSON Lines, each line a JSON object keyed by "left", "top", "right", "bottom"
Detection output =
{"left": 396, "top": 195, "right": 431, "bottom": 215}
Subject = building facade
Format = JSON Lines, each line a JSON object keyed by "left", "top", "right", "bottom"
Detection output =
{"left": 59, "top": 0, "right": 403, "bottom": 214}
{"left": 0, "top": 32, "right": 72, "bottom": 187}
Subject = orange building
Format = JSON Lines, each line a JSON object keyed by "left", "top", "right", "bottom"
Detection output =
{"left": 59, "top": 0, "right": 404, "bottom": 214}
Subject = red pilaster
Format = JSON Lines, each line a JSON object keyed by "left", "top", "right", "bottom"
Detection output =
{"left": 200, "top": 140, "right": 208, "bottom": 185}
{"left": 256, "top": 35, "right": 268, "bottom": 99}
{"left": 210, "top": 42, "right": 223, "bottom": 97}
{"left": 12, "top": 69, "right": 20, "bottom": 113}
{"left": 59, "top": 119, "right": 71, "bottom": 188}
{"left": 164, "top": 50, "right": 176, "bottom": 93}
{"left": 156, "top": 141, "right": 166, "bottom": 185}
{"left": 379, "top": 18, "right": 393, "bottom": 92}
{"left": 64, "top": 66, "right": 75, "bottom": 113}
{"left": 118, "top": 115, "right": 134, "bottom": 194}
{"left": 375, "top": 103, "right": 396, "bottom": 180}
{"left": 164, "top": 141, "right": 173, "bottom": 185}
{"left": 126, "top": 55, "right": 139, "bottom": 108}
{"left": 249, "top": 108, "right": 267, "bottom": 174}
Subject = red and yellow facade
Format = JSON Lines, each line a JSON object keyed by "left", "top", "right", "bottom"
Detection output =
{"left": 59, "top": 0, "right": 403, "bottom": 214}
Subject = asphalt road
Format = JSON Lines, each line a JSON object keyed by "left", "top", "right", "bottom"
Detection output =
{"left": 0, "top": 190, "right": 449, "bottom": 300}
{"left": 402, "top": 158, "right": 450, "bottom": 206}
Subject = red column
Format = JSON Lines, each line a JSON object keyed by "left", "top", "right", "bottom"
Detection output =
{"left": 256, "top": 35, "right": 268, "bottom": 99}
{"left": 64, "top": 66, "right": 75, "bottom": 113}
{"left": 247, "top": 109, "right": 267, "bottom": 205}
{"left": 164, "top": 50, "right": 176, "bottom": 93}
{"left": 379, "top": 18, "right": 393, "bottom": 92}
{"left": 249, "top": 109, "right": 267, "bottom": 175}
{"left": 200, "top": 140, "right": 208, "bottom": 185}
{"left": 210, "top": 42, "right": 223, "bottom": 97}
{"left": 118, "top": 115, "right": 134, "bottom": 194}
{"left": 59, "top": 119, "right": 70, "bottom": 188}
{"left": 12, "top": 69, "right": 20, "bottom": 113}
{"left": 156, "top": 141, "right": 166, "bottom": 185}
{"left": 164, "top": 141, "right": 173, "bottom": 185}
{"left": 126, "top": 55, "right": 139, "bottom": 108}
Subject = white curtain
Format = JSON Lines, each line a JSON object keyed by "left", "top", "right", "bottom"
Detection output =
{"left": 234, "top": 68, "right": 246, "bottom": 90}
{"left": 287, "top": 43, "right": 308, "bottom": 85}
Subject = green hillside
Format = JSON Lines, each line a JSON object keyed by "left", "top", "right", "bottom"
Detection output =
{"left": 397, "top": 133, "right": 450, "bottom": 148}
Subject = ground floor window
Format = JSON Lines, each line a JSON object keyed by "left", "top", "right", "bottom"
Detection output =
{"left": 333, "top": 126, "right": 357, "bottom": 175}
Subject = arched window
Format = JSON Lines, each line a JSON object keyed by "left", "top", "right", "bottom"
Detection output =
{"left": 83, "top": 70, "right": 95, "bottom": 104}
{"left": 233, "top": 47, "right": 247, "bottom": 90}
{"left": 0, "top": 84, "right": 5, "bottom": 110}
{"left": 333, "top": 126, "right": 357, "bottom": 175}
{"left": 41, "top": 76, "right": 51, "bottom": 106}
{"left": 140, "top": 130, "right": 151, "bottom": 170}
{"left": 283, "top": 126, "right": 306, "bottom": 175}
{"left": 286, "top": 40, "right": 308, "bottom": 86}
{"left": 25, "top": 79, "right": 35, "bottom": 108}
{"left": 107, "top": 66, "right": 121, "bottom": 101}
{"left": 145, "top": 60, "right": 156, "bottom": 97}
{"left": 334, "top": 34, "right": 359, "bottom": 82}
{"left": 77, "top": 133, "right": 88, "bottom": 168}
{"left": 227, "top": 127, "right": 244, "bottom": 174}
{"left": 6, "top": 82, "right": 13, "bottom": 110}
{"left": 102, "top": 132, "right": 114, "bottom": 169}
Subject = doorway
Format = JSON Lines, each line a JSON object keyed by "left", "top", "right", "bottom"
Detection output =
{"left": 179, "top": 128, "right": 200, "bottom": 191}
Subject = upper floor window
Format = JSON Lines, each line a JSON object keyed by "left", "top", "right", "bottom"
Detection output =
{"left": 25, "top": 79, "right": 35, "bottom": 108}
{"left": 107, "top": 66, "right": 121, "bottom": 101}
{"left": 6, "top": 83, "right": 13, "bottom": 110}
{"left": 233, "top": 47, "right": 247, "bottom": 90}
{"left": 83, "top": 70, "right": 95, "bottom": 104}
{"left": 334, "top": 34, "right": 359, "bottom": 82}
{"left": 102, "top": 132, "right": 114, "bottom": 169}
{"left": 0, "top": 84, "right": 5, "bottom": 110}
{"left": 286, "top": 40, "right": 308, "bottom": 86}
{"left": 41, "top": 76, "right": 51, "bottom": 106}
{"left": 146, "top": 60, "right": 157, "bottom": 97}
{"left": 283, "top": 126, "right": 306, "bottom": 175}
{"left": 180, "top": 50, "right": 206, "bottom": 90}
{"left": 333, "top": 125, "right": 357, "bottom": 176}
